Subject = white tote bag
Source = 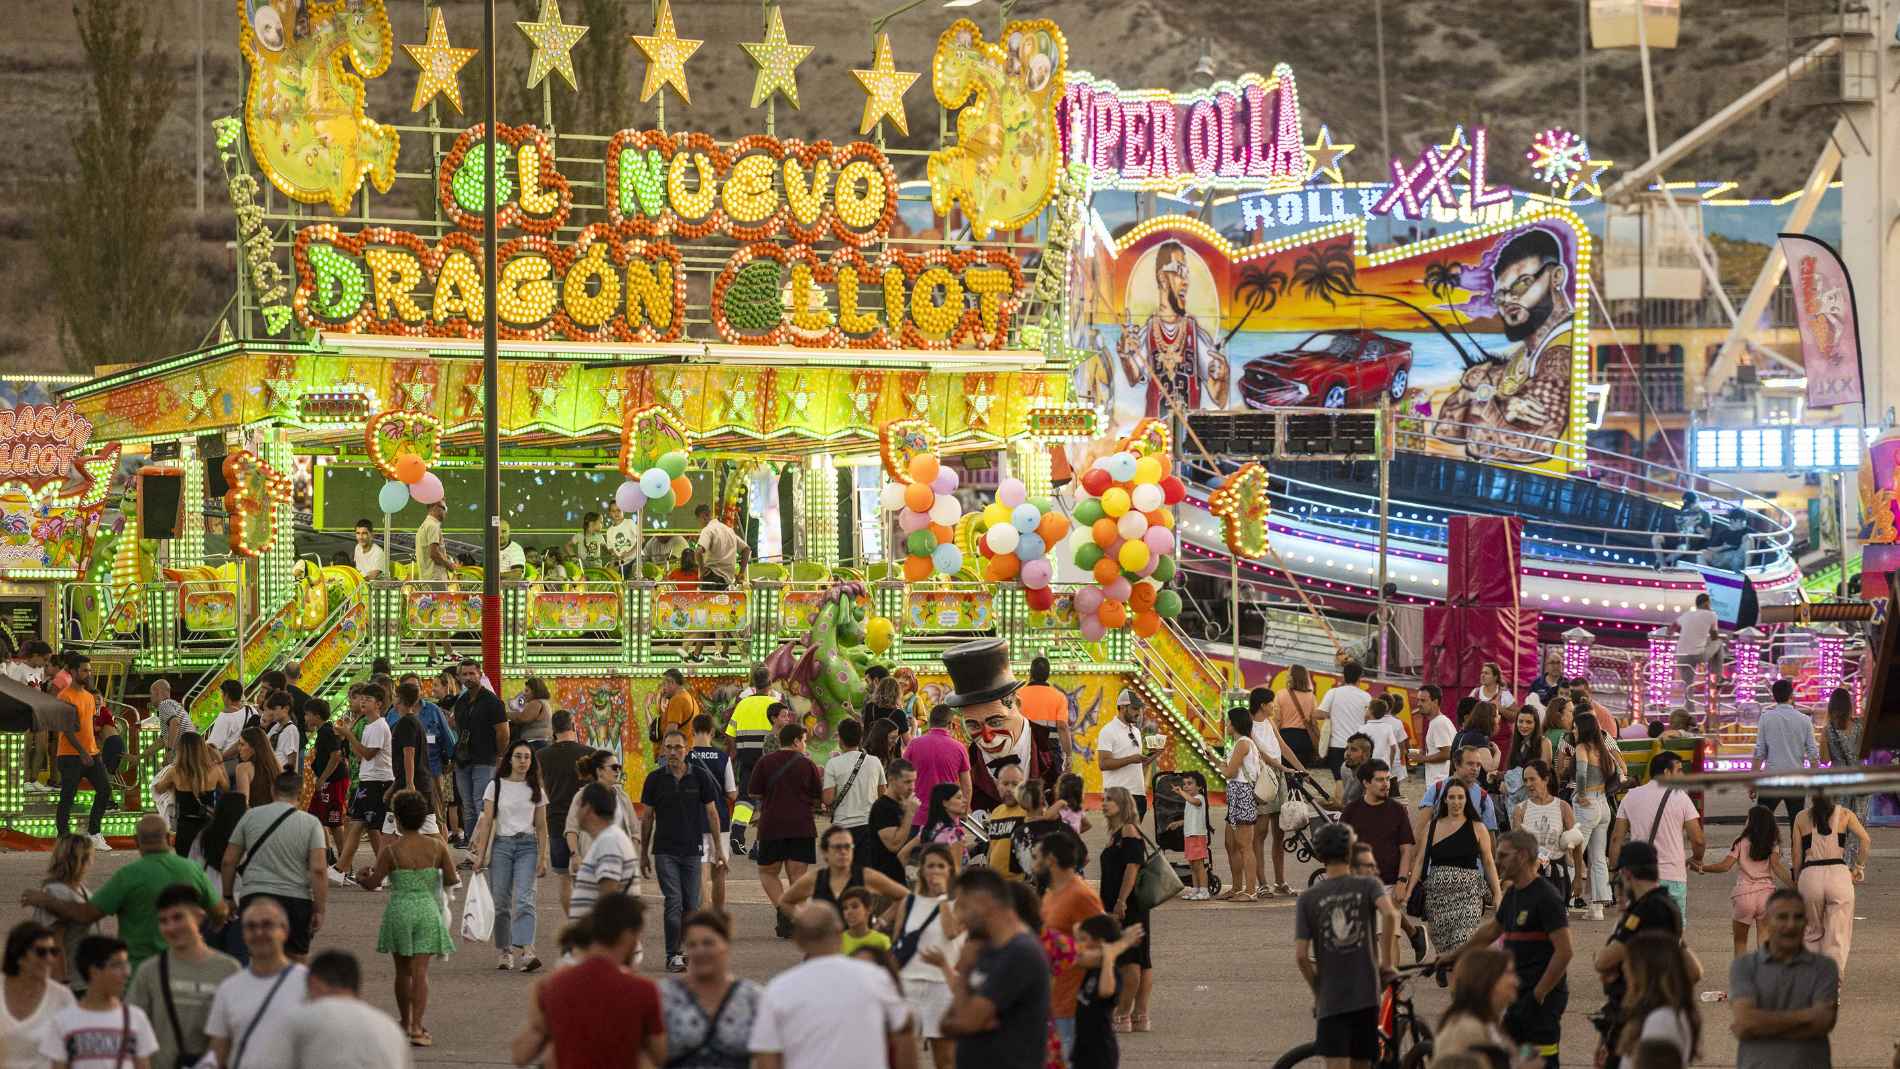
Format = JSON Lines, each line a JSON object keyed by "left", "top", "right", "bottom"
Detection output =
{"left": 460, "top": 871, "right": 495, "bottom": 943}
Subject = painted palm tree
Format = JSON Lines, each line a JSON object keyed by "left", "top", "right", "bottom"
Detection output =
{"left": 1422, "top": 258, "right": 1497, "bottom": 362}
{"left": 1220, "top": 262, "right": 1291, "bottom": 347}
{"left": 1291, "top": 245, "right": 1478, "bottom": 369}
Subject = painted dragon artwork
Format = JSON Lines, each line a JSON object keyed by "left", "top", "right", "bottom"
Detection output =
{"left": 764, "top": 580, "right": 884, "bottom": 739}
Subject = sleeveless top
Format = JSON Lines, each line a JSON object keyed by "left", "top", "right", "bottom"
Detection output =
{"left": 1573, "top": 747, "right": 1609, "bottom": 792}
{"left": 1518, "top": 798, "right": 1566, "bottom": 861}
{"left": 811, "top": 862, "right": 867, "bottom": 907}
{"left": 1801, "top": 814, "right": 1848, "bottom": 865}
{"left": 1427, "top": 820, "right": 1482, "bottom": 869}
{"left": 1230, "top": 737, "right": 1264, "bottom": 785}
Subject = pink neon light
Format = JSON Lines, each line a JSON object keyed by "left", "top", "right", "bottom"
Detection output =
{"left": 1372, "top": 153, "right": 1427, "bottom": 216}
{"left": 1089, "top": 93, "right": 1122, "bottom": 180}
{"left": 1185, "top": 99, "right": 1221, "bottom": 181}
{"left": 1148, "top": 99, "right": 1182, "bottom": 180}
{"left": 1216, "top": 90, "right": 1248, "bottom": 178}
{"left": 1416, "top": 146, "right": 1466, "bottom": 209}
{"left": 1123, "top": 100, "right": 1153, "bottom": 176}
{"left": 1467, "top": 127, "right": 1512, "bottom": 208}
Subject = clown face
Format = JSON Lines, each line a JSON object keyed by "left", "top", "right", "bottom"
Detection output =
{"left": 962, "top": 697, "right": 1028, "bottom": 765}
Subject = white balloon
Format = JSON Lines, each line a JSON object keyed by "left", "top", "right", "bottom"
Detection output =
{"left": 1131, "top": 482, "right": 1164, "bottom": 513}
{"left": 1117, "top": 511, "right": 1149, "bottom": 541}
{"left": 880, "top": 482, "right": 907, "bottom": 511}
{"left": 928, "top": 494, "right": 961, "bottom": 526}
{"left": 986, "top": 522, "right": 1021, "bottom": 554}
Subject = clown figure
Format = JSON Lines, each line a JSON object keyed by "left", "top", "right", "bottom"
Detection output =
{"left": 941, "top": 638, "right": 1063, "bottom": 812}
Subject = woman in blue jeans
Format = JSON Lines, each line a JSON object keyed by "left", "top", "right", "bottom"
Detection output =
{"left": 470, "top": 740, "right": 550, "bottom": 971}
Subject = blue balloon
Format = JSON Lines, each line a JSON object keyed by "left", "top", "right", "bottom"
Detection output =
{"left": 639, "top": 467, "right": 672, "bottom": 498}
{"left": 1011, "top": 503, "right": 1041, "bottom": 533}
{"left": 1015, "top": 532, "right": 1046, "bottom": 562}
{"left": 1105, "top": 452, "right": 1139, "bottom": 482}
{"left": 932, "top": 543, "right": 964, "bottom": 574}
{"left": 377, "top": 480, "right": 410, "bottom": 514}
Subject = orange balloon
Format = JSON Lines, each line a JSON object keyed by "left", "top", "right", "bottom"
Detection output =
{"left": 986, "top": 553, "right": 1021, "bottom": 581}
{"left": 1091, "top": 517, "right": 1119, "bottom": 549}
{"left": 902, "top": 555, "right": 933, "bottom": 581}
{"left": 1091, "top": 557, "right": 1122, "bottom": 585}
{"left": 1098, "top": 599, "right": 1128, "bottom": 629}
{"left": 908, "top": 453, "right": 941, "bottom": 484}
{"left": 393, "top": 453, "right": 426, "bottom": 485}
{"left": 903, "top": 482, "right": 935, "bottom": 512}
{"left": 1130, "top": 582, "right": 1158, "bottom": 611}
{"left": 928, "top": 523, "right": 954, "bottom": 544}
{"left": 670, "top": 476, "right": 692, "bottom": 505}
{"left": 1037, "top": 512, "right": 1069, "bottom": 544}
{"left": 1133, "top": 611, "right": 1162, "bottom": 637}
{"left": 1147, "top": 509, "right": 1174, "bottom": 529}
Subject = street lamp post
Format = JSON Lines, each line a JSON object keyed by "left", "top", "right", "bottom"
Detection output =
{"left": 481, "top": 0, "right": 502, "bottom": 688}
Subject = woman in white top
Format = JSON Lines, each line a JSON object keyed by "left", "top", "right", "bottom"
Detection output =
{"left": 1615, "top": 930, "right": 1700, "bottom": 1067}
{"left": 1220, "top": 708, "right": 1265, "bottom": 901}
{"left": 896, "top": 844, "right": 965, "bottom": 1069}
{"left": 1471, "top": 662, "right": 1514, "bottom": 710}
{"left": 1, "top": 922, "right": 76, "bottom": 1069}
{"left": 1512, "top": 760, "right": 1583, "bottom": 905}
{"left": 562, "top": 750, "right": 639, "bottom": 865}
{"left": 470, "top": 741, "right": 551, "bottom": 972}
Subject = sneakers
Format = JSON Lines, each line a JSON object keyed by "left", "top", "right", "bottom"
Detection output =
{"left": 666, "top": 954, "right": 687, "bottom": 973}
{"left": 497, "top": 951, "right": 514, "bottom": 971}
{"left": 326, "top": 866, "right": 351, "bottom": 887}
{"left": 1181, "top": 888, "right": 1209, "bottom": 901}
{"left": 1587, "top": 904, "right": 1604, "bottom": 921}
{"left": 518, "top": 954, "right": 543, "bottom": 974}
{"left": 89, "top": 834, "right": 113, "bottom": 852}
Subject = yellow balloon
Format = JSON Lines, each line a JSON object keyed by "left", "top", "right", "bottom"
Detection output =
{"left": 866, "top": 616, "right": 895, "bottom": 653}
{"left": 1101, "top": 486, "right": 1131, "bottom": 517}
{"left": 982, "top": 502, "right": 1013, "bottom": 528}
{"left": 1134, "top": 456, "right": 1163, "bottom": 484}
{"left": 1118, "top": 539, "right": 1151, "bottom": 572}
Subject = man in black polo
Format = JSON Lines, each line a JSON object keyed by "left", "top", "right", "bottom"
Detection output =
{"left": 639, "top": 728, "right": 726, "bottom": 972}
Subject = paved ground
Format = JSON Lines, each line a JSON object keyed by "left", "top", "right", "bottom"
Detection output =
{"left": 6, "top": 787, "right": 1897, "bottom": 1068}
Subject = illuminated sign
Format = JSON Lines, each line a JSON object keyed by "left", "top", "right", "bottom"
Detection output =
{"left": 1058, "top": 67, "right": 1309, "bottom": 193}
{"left": 0, "top": 402, "right": 96, "bottom": 491}
{"left": 1693, "top": 425, "right": 1873, "bottom": 472}
{"left": 1369, "top": 126, "right": 1511, "bottom": 218}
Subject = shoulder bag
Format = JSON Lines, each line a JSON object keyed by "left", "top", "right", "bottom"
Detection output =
{"left": 1128, "top": 827, "right": 1185, "bottom": 911}
{"left": 236, "top": 806, "right": 300, "bottom": 877}
{"left": 1406, "top": 812, "right": 1439, "bottom": 919}
{"left": 889, "top": 896, "right": 943, "bottom": 968}
{"left": 1640, "top": 786, "right": 1678, "bottom": 845}
{"left": 229, "top": 965, "right": 295, "bottom": 1069}
{"left": 827, "top": 752, "right": 870, "bottom": 820}
{"left": 158, "top": 951, "right": 206, "bottom": 1069}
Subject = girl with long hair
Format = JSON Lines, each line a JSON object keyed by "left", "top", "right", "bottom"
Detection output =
{"left": 1404, "top": 780, "right": 1500, "bottom": 952}
{"left": 1822, "top": 687, "right": 1867, "bottom": 865}
{"left": 1220, "top": 708, "right": 1262, "bottom": 902}
{"left": 1570, "top": 712, "right": 1625, "bottom": 919}
{"left": 864, "top": 719, "right": 901, "bottom": 769}
{"left": 1616, "top": 931, "right": 1701, "bottom": 1064}
{"left": 1542, "top": 696, "right": 1576, "bottom": 787}
{"left": 151, "top": 730, "right": 227, "bottom": 860}
{"left": 28, "top": 835, "right": 95, "bottom": 990}
{"left": 361, "top": 788, "right": 458, "bottom": 1047}
{"left": 233, "top": 726, "right": 281, "bottom": 808}
{"left": 864, "top": 675, "right": 909, "bottom": 739}
{"left": 920, "top": 782, "right": 971, "bottom": 863}
{"left": 1502, "top": 707, "right": 1553, "bottom": 811}
{"left": 470, "top": 740, "right": 550, "bottom": 972}
{"left": 561, "top": 749, "right": 638, "bottom": 884}
{"left": 1099, "top": 786, "right": 1154, "bottom": 1033}
{"left": 1471, "top": 663, "right": 1514, "bottom": 718}
{"left": 1432, "top": 947, "right": 1518, "bottom": 1061}
{"left": 1513, "top": 760, "right": 1581, "bottom": 901}
{"left": 1695, "top": 804, "right": 1790, "bottom": 956}
{"left": 1054, "top": 773, "right": 1091, "bottom": 837}
{"left": 1274, "top": 665, "right": 1319, "bottom": 767}
{"left": 1792, "top": 789, "right": 1870, "bottom": 972}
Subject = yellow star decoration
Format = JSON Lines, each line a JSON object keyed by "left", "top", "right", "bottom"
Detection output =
{"left": 740, "top": 6, "right": 813, "bottom": 110}
{"left": 403, "top": 8, "right": 477, "bottom": 113}
{"left": 851, "top": 33, "right": 920, "bottom": 136}
{"left": 632, "top": 0, "right": 702, "bottom": 105}
{"left": 1566, "top": 157, "right": 1615, "bottom": 200}
{"left": 516, "top": 0, "right": 588, "bottom": 93}
{"left": 1303, "top": 124, "right": 1354, "bottom": 184}
{"left": 1435, "top": 124, "right": 1474, "bottom": 181}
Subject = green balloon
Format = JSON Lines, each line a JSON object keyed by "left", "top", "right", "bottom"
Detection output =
{"left": 1074, "top": 542, "right": 1103, "bottom": 568}
{"left": 648, "top": 489, "right": 675, "bottom": 515}
{"left": 906, "top": 529, "right": 937, "bottom": 556}
{"left": 1074, "top": 499, "right": 1104, "bottom": 525}
{"left": 1030, "top": 497, "right": 1054, "bottom": 514}
{"left": 1155, "top": 589, "right": 1183, "bottom": 618}
{"left": 1151, "top": 555, "right": 1177, "bottom": 582}
{"left": 657, "top": 451, "right": 689, "bottom": 479}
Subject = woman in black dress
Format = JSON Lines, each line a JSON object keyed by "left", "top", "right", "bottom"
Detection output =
{"left": 1098, "top": 786, "right": 1152, "bottom": 1034}
{"left": 151, "top": 731, "right": 226, "bottom": 860}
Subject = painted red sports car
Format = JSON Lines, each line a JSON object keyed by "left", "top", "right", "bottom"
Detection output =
{"left": 1238, "top": 330, "right": 1414, "bottom": 409}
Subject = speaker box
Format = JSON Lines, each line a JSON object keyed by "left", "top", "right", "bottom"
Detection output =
{"left": 139, "top": 469, "right": 184, "bottom": 539}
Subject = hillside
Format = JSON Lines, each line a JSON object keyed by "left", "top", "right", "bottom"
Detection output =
{"left": 0, "top": 0, "right": 1827, "bottom": 372}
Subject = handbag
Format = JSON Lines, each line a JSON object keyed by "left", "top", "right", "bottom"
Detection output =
{"left": 460, "top": 871, "right": 496, "bottom": 942}
{"left": 1129, "top": 828, "right": 1185, "bottom": 911}
{"left": 1406, "top": 812, "right": 1439, "bottom": 919}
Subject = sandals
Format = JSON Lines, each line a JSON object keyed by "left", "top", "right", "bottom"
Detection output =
{"left": 1131, "top": 1014, "right": 1152, "bottom": 1033}
{"left": 1112, "top": 1015, "right": 1133, "bottom": 1034}
{"left": 1215, "top": 887, "right": 1241, "bottom": 901}
{"left": 409, "top": 1029, "right": 434, "bottom": 1048}
{"left": 1270, "top": 883, "right": 1295, "bottom": 896}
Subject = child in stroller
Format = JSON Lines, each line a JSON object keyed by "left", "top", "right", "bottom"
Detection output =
{"left": 1153, "top": 771, "right": 1221, "bottom": 900}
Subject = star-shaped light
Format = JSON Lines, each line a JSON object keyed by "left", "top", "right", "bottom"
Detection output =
{"left": 1303, "top": 124, "right": 1354, "bottom": 184}
{"left": 740, "top": 6, "right": 813, "bottom": 110}
{"left": 516, "top": 0, "right": 588, "bottom": 93}
{"left": 531, "top": 380, "right": 563, "bottom": 413}
{"left": 632, "top": 0, "right": 701, "bottom": 105}
{"left": 1434, "top": 124, "right": 1475, "bottom": 182}
{"left": 404, "top": 8, "right": 477, "bottom": 113}
{"left": 851, "top": 33, "right": 920, "bottom": 135}
{"left": 1565, "top": 157, "right": 1615, "bottom": 200}
{"left": 398, "top": 379, "right": 435, "bottom": 407}
{"left": 262, "top": 374, "right": 299, "bottom": 409}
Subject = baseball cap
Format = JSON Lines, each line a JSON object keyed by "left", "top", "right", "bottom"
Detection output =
{"left": 1615, "top": 840, "right": 1659, "bottom": 872}
{"left": 1117, "top": 691, "right": 1138, "bottom": 708}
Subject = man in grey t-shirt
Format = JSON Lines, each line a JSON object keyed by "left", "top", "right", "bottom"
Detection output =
{"left": 1730, "top": 888, "right": 1838, "bottom": 1069}
{"left": 220, "top": 772, "right": 329, "bottom": 962}
{"left": 1295, "top": 822, "right": 1400, "bottom": 1068}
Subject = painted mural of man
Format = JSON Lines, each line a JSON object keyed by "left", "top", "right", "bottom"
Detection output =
{"left": 1439, "top": 227, "right": 1575, "bottom": 464}
{"left": 1117, "top": 241, "right": 1229, "bottom": 416}
{"left": 940, "top": 638, "right": 1062, "bottom": 813}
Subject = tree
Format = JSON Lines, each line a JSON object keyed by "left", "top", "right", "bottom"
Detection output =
{"left": 39, "top": 0, "right": 193, "bottom": 371}
{"left": 1221, "top": 262, "right": 1289, "bottom": 347}
{"left": 1422, "top": 258, "right": 1497, "bottom": 363}
{"left": 1291, "top": 244, "right": 1478, "bottom": 368}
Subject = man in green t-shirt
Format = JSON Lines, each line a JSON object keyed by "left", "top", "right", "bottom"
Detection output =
{"left": 126, "top": 883, "right": 241, "bottom": 1068}
{"left": 21, "top": 814, "right": 222, "bottom": 969}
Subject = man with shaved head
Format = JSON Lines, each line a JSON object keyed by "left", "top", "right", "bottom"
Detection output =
{"left": 750, "top": 903, "right": 914, "bottom": 1069}
{"left": 20, "top": 813, "right": 222, "bottom": 970}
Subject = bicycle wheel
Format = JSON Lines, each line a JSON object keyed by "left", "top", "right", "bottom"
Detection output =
{"left": 1396, "top": 1037, "right": 1433, "bottom": 1069}
{"left": 1272, "top": 1041, "right": 1323, "bottom": 1069}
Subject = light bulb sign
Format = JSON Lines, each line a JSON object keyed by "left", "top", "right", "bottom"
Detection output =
{"left": 1058, "top": 67, "right": 1311, "bottom": 193}
{"left": 0, "top": 402, "right": 96, "bottom": 492}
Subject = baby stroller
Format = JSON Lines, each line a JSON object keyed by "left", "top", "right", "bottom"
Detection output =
{"left": 1273, "top": 771, "right": 1343, "bottom": 886}
{"left": 1152, "top": 771, "right": 1221, "bottom": 898}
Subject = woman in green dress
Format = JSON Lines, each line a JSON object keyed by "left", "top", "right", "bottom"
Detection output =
{"left": 362, "top": 788, "right": 459, "bottom": 1047}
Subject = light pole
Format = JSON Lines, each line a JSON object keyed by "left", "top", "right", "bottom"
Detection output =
{"left": 481, "top": 0, "right": 502, "bottom": 688}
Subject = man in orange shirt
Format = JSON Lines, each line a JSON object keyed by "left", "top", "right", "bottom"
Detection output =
{"left": 1014, "top": 656, "right": 1075, "bottom": 765}
{"left": 1037, "top": 827, "right": 1104, "bottom": 1061}
{"left": 56, "top": 654, "right": 114, "bottom": 848}
{"left": 658, "top": 670, "right": 700, "bottom": 750}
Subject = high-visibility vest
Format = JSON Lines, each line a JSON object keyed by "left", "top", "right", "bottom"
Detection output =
{"left": 727, "top": 694, "right": 775, "bottom": 750}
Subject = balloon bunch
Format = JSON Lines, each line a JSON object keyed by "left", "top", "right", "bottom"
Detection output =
{"left": 879, "top": 452, "right": 964, "bottom": 581}
{"left": 1069, "top": 446, "right": 1187, "bottom": 639}
{"left": 615, "top": 450, "right": 693, "bottom": 519}
{"left": 369, "top": 411, "right": 445, "bottom": 514}
{"left": 975, "top": 477, "right": 1070, "bottom": 611}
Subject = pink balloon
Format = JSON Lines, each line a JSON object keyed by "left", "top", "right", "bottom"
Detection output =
{"left": 997, "top": 477, "right": 1028, "bottom": 508}
{"left": 1074, "top": 586, "right": 1104, "bottom": 616}
{"left": 898, "top": 508, "right": 931, "bottom": 533}
{"left": 1104, "top": 577, "right": 1132, "bottom": 602}
{"left": 931, "top": 468, "right": 960, "bottom": 495}
{"left": 1019, "top": 559, "right": 1052, "bottom": 589}
{"left": 409, "top": 472, "right": 444, "bottom": 505}
{"left": 1143, "top": 528, "right": 1175, "bottom": 557}
{"left": 1137, "top": 556, "right": 1159, "bottom": 577}
{"left": 1079, "top": 615, "right": 1108, "bottom": 641}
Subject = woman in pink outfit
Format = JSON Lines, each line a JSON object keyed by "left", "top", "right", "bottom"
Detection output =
{"left": 1695, "top": 804, "right": 1790, "bottom": 956}
{"left": 1792, "top": 791, "right": 1871, "bottom": 973}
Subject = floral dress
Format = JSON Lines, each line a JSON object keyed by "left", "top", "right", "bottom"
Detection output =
{"left": 377, "top": 868, "right": 455, "bottom": 957}
{"left": 1039, "top": 929, "right": 1075, "bottom": 1069}
{"left": 661, "top": 977, "right": 762, "bottom": 1069}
